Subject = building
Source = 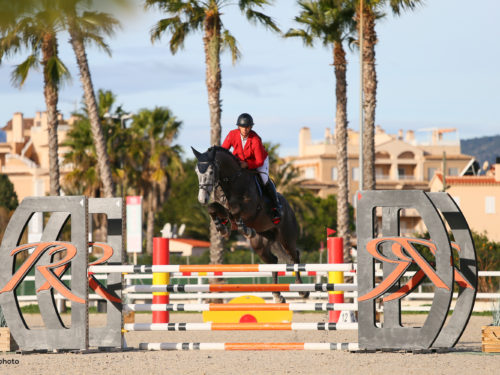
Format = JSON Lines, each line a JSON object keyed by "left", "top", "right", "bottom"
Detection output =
{"left": 169, "top": 238, "right": 211, "bottom": 257}
{"left": 430, "top": 163, "right": 500, "bottom": 241}
{"left": 289, "top": 126, "right": 474, "bottom": 236}
{"left": 1, "top": 112, "right": 77, "bottom": 201}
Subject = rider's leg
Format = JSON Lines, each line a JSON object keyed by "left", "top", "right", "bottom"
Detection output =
{"left": 257, "top": 157, "right": 282, "bottom": 224}
{"left": 263, "top": 179, "right": 282, "bottom": 224}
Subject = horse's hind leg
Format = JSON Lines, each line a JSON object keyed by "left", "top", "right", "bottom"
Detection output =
{"left": 250, "top": 235, "right": 286, "bottom": 303}
{"left": 277, "top": 226, "right": 310, "bottom": 299}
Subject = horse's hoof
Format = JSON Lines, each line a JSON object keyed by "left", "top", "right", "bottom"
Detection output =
{"left": 273, "top": 293, "right": 286, "bottom": 304}
{"left": 299, "top": 291, "right": 310, "bottom": 299}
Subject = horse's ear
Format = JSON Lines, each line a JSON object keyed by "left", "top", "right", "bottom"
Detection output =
{"left": 191, "top": 147, "right": 202, "bottom": 161}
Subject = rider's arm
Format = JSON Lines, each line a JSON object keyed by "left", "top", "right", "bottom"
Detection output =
{"left": 247, "top": 135, "right": 268, "bottom": 169}
{"left": 221, "top": 130, "right": 235, "bottom": 150}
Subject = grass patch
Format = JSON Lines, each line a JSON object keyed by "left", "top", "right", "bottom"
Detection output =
{"left": 20, "top": 305, "right": 100, "bottom": 314}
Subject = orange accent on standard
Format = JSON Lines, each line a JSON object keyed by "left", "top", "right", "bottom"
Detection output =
{"left": 358, "top": 238, "right": 412, "bottom": 301}
{"left": 39, "top": 242, "right": 115, "bottom": 292}
{"left": 384, "top": 269, "right": 426, "bottom": 302}
{"left": 0, "top": 243, "right": 57, "bottom": 294}
{"left": 454, "top": 269, "right": 475, "bottom": 289}
{"left": 178, "top": 264, "right": 260, "bottom": 272}
{"left": 358, "top": 237, "right": 451, "bottom": 302}
{"left": 88, "top": 243, "right": 115, "bottom": 266}
{"left": 88, "top": 275, "right": 121, "bottom": 303}
{"left": 212, "top": 323, "right": 292, "bottom": 331}
{"left": 224, "top": 343, "right": 305, "bottom": 350}
{"left": 209, "top": 303, "right": 290, "bottom": 311}
{"left": 36, "top": 243, "right": 85, "bottom": 304}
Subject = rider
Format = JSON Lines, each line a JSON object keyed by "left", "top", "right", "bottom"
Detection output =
{"left": 222, "top": 113, "right": 282, "bottom": 224}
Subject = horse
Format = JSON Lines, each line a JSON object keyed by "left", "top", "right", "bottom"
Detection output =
{"left": 191, "top": 146, "right": 309, "bottom": 302}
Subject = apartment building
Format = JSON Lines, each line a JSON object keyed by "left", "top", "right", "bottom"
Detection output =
{"left": 0, "top": 112, "right": 77, "bottom": 201}
{"left": 430, "top": 164, "right": 500, "bottom": 241}
{"left": 289, "top": 126, "right": 474, "bottom": 235}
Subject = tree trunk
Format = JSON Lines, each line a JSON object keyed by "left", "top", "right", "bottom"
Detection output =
{"left": 333, "top": 41, "right": 351, "bottom": 261}
{"left": 361, "top": 6, "right": 377, "bottom": 191}
{"left": 204, "top": 9, "right": 224, "bottom": 266}
{"left": 42, "top": 33, "right": 61, "bottom": 196}
{"left": 146, "top": 188, "right": 155, "bottom": 255}
{"left": 70, "top": 32, "right": 115, "bottom": 198}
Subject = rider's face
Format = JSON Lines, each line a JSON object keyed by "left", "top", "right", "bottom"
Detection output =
{"left": 238, "top": 125, "right": 252, "bottom": 138}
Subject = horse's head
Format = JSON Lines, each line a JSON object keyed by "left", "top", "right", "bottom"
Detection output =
{"left": 192, "top": 147, "right": 217, "bottom": 205}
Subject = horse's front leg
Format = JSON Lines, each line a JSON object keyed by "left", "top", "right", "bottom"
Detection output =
{"left": 235, "top": 217, "right": 256, "bottom": 239}
{"left": 250, "top": 235, "right": 285, "bottom": 303}
{"left": 277, "top": 224, "right": 310, "bottom": 299}
{"left": 271, "top": 271, "right": 286, "bottom": 303}
{"left": 207, "top": 202, "right": 231, "bottom": 239}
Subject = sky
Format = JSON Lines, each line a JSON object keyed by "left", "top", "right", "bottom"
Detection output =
{"left": 1, "top": 0, "right": 499, "bottom": 158}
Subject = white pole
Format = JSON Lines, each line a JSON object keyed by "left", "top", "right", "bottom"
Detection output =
{"left": 359, "top": 0, "right": 364, "bottom": 191}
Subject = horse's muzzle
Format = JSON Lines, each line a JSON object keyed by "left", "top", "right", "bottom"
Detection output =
{"left": 198, "top": 189, "right": 210, "bottom": 205}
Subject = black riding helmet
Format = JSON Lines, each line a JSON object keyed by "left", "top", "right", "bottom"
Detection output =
{"left": 236, "top": 113, "right": 254, "bottom": 127}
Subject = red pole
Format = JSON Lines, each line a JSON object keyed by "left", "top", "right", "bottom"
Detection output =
{"left": 153, "top": 237, "right": 170, "bottom": 323}
{"left": 328, "top": 237, "right": 344, "bottom": 323}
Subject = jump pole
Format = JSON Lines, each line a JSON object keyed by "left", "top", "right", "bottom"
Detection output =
{"left": 153, "top": 237, "right": 169, "bottom": 323}
{"left": 328, "top": 237, "right": 344, "bottom": 323}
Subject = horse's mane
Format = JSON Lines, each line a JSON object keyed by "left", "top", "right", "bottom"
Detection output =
{"left": 208, "top": 146, "right": 240, "bottom": 165}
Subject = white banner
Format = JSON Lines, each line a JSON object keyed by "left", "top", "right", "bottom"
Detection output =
{"left": 126, "top": 196, "right": 142, "bottom": 253}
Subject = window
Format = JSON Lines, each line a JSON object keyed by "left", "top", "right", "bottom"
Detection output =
{"left": 331, "top": 167, "right": 338, "bottom": 181}
{"left": 428, "top": 167, "right": 437, "bottom": 179}
{"left": 398, "top": 167, "right": 405, "bottom": 179}
{"left": 448, "top": 167, "right": 459, "bottom": 176}
{"left": 304, "top": 167, "right": 315, "bottom": 179}
{"left": 352, "top": 167, "right": 359, "bottom": 181}
{"left": 485, "top": 196, "right": 496, "bottom": 214}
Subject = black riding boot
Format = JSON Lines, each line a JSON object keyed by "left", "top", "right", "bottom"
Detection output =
{"left": 264, "top": 179, "right": 282, "bottom": 224}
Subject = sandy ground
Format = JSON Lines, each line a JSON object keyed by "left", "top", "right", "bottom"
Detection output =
{"left": 1, "top": 313, "right": 499, "bottom": 375}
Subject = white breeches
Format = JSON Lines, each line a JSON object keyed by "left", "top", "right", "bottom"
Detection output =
{"left": 257, "top": 156, "right": 269, "bottom": 184}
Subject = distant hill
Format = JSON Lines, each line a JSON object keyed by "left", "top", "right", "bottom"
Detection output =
{"left": 461, "top": 135, "right": 500, "bottom": 168}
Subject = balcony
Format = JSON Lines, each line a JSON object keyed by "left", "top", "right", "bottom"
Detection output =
{"left": 398, "top": 175, "right": 416, "bottom": 181}
{"left": 375, "top": 174, "right": 390, "bottom": 180}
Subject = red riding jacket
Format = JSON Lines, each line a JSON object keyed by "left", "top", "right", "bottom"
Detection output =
{"left": 222, "top": 129, "right": 268, "bottom": 169}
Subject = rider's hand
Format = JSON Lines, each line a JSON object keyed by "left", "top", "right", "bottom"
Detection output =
{"left": 240, "top": 161, "right": 248, "bottom": 168}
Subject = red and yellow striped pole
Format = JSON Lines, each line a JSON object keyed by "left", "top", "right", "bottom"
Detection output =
{"left": 153, "top": 237, "right": 170, "bottom": 323}
{"left": 328, "top": 236, "right": 344, "bottom": 323}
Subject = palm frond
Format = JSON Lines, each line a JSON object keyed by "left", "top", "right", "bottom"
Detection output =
{"left": 220, "top": 29, "right": 240, "bottom": 65}
{"left": 10, "top": 54, "right": 39, "bottom": 87}
{"left": 44, "top": 55, "right": 71, "bottom": 87}
{"left": 283, "top": 28, "right": 313, "bottom": 46}
{"left": 244, "top": 9, "right": 280, "bottom": 32}
{"left": 389, "top": 0, "right": 423, "bottom": 16}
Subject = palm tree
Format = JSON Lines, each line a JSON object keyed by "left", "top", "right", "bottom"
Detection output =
{"left": 356, "top": 0, "right": 422, "bottom": 190}
{"left": 145, "top": 0, "right": 280, "bottom": 264}
{"left": 62, "top": 89, "right": 126, "bottom": 197}
{"left": 126, "top": 107, "right": 183, "bottom": 254}
{"left": 59, "top": 0, "right": 121, "bottom": 198}
{"left": 0, "top": 0, "right": 71, "bottom": 196}
{"left": 285, "top": 0, "right": 355, "bottom": 259}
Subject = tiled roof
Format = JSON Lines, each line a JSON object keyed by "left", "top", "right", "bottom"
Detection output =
{"left": 3, "top": 118, "right": 34, "bottom": 131}
{"left": 171, "top": 239, "right": 210, "bottom": 248}
{"left": 435, "top": 172, "right": 500, "bottom": 185}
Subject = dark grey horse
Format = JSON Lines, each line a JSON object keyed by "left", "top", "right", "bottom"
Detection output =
{"left": 192, "top": 146, "right": 309, "bottom": 302}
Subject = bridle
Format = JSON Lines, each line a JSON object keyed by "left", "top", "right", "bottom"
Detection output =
{"left": 197, "top": 158, "right": 243, "bottom": 198}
